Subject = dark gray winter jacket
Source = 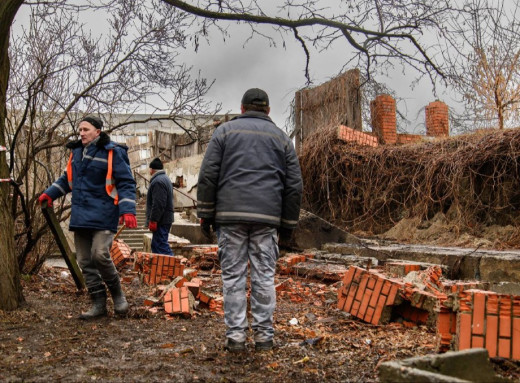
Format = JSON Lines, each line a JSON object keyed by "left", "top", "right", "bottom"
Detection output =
{"left": 197, "top": 111, "right": 302, "bottom": 229}
{"left": 146, "top": 170, "right": 174, "bottom": 226}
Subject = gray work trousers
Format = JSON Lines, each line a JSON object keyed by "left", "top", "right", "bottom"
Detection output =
{"left": 217, "top": 224, "right": 279, "bottom": 343}
{"left": 74, "top": 229, "right": 119, "bottom": 290}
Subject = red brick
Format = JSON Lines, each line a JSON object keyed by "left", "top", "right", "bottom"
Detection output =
{"left": 343, "top": 284, "right": 357, "bottom": 313}
{"left": 512, "top": 317, "right": 520, "bottom": 360}
{"left": 364, "top": 306, "right": 375, "bottom": 323}
{"left": 367, "top": 276, "right": 376, "bottom": 290}
{"left": 337, "top": 291, "right": 347, "bottom": 311}
{"left": 498, "top": 338, "right": 511, "bottom": 359}
{"left": 486, "top": 315, "right": 498, "bottom": 357}
{"left": 425, "top": 101, "right": 449, "bottom": 137}
{"left": 458, "top": 313, "right": 472, "bottom": 350}
{"left": 369, "top": 278, "right": 384, "bottom": 308}
{"left": 358, "top": 286, "right": 373, "bottom": 318}
{"left": 472, "top": 335, "right": 484, "bottom": 348}
{"left": 163, "top": 286, "right": 194, "bottom": 317}
{"left": 381, "top": 280, "right": 391, "bottom": 296}
{"left": 472, "top": 292, "right": 486, "bottom": 335}
{"left": 386, "top": 284, "right": 400, "bottom": 306}
{"left": 342, "top": 266, "right": 356, "bottom": 286}
{"left": 372, "top": 293, "right": 388, "bottom": 325}
{"left": 437, "top": 312, "right": 451, "bottom": 335}
{"left": 354, "top": 274, "right": 370, "bottom": 302}
{"left": 499, "top": 296, "right": 512, "bottom": 338}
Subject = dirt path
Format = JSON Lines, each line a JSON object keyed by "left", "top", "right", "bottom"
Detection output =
{"left": 1, "top": 266, "right": 518, "bottom": 382}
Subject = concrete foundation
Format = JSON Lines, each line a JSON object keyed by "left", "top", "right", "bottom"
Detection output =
{"left": 323, "top": 242, "right": 520, "bottom": 285}
{"left": 378, "top": 348, "right": 511, "bottom": 383}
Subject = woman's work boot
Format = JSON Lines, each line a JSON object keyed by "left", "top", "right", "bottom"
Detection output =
{"left": 106, "top": 278, "right": 129, "bottom": 315}
{"left": 79, "top": 286, "right": 108, "bottom": 320}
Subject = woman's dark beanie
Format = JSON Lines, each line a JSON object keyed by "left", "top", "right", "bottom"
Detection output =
{"left": 81, "top": 116, "right": 103, "bottom": 130}
{"left": 149, "top": 158, "right": 163, "bottom": 170}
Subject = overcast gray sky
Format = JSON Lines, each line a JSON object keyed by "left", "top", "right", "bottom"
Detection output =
{"left": 181, "top": 20, "right": 448, "bottom": 134}
{"left": 12, "top": 4, "right": 450, "bottom": 135}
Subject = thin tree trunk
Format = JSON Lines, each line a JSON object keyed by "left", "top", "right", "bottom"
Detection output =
{"left": 0, "top": 0, "right": 24, "bottom": 311}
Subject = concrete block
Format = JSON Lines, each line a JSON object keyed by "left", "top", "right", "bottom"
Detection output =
{"left": 378, "top": 348, "right": 511, "bottom": 383}
{"left": 142, "top": 232, "right": 190, "bottom": 253}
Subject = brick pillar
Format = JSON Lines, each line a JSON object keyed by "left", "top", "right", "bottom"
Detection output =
{"left": 370, "top": 94, "right": 396, "bottom": 144}
{"left": 425, "top": 101, "right": 449, "bottom": 137}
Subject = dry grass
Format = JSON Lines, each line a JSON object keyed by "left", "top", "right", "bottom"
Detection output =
{"left": 300, "top": 126, "right": 520, "bottom": 245}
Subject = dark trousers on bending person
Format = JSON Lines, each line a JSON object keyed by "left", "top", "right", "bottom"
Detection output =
{"left": 151, "top": 224, "right": 173, "bottom": 255}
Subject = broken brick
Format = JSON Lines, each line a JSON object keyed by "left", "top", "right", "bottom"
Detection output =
{"left": 455, "top": 289, "right": 520, "bottom": 361}
{"left": 184, "top": 279, "right": 202, "bottom": 299}
{"left": 134, "top": 252, "right": 185, "bottom": 285}
{"left": 110, "top": 239, "right": 133, "bottom": 271}
{"left": 163, "top": 286, "right": 195, "bottom": 317}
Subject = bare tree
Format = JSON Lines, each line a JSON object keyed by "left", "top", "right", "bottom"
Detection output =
{"left": 443, "top": 0, "right": 520, "bottom": 130}
{"left": 0, "top": 0, "right": 24, "bottom": 311}
{"left": 6, "top": 2, "right": 216, "bottom": 282}
{"left": 160, "top": 0, "right": 453, "bottom": 84}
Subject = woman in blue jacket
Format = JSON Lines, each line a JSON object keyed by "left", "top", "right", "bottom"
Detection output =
{"left": 39, "top": 116, "right": 137, "bottom": 319}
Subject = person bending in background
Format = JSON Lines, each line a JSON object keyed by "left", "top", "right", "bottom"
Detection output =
{"left": 146, "top": 157, "right": 174, "bottom": 256}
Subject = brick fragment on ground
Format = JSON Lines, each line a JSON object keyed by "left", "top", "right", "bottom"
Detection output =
{"left": 184, "top": 278, "right": 202, "bottom": 299}
{"left": 198, "top": 289, "right": 224, "bottom": 315}
{"left": 143, "top": 297, "right": 160, "bottom": 307}
{"left": 337, "top": 266, "right": 403, "bottom": 325}
{"left": 456, "top": 289, "right": 520, "bottom": 360}
{"left": 134, "top": 252, "right": 186, "bottom": 285}
{"left": 163, "top": 286, "right": 195, "bottom": 317}
{"left": 156, "top": 276, "right": 188, "bottom": 302}
{"left": 110, "top": 239, "right": 133, "bottom": 271}
{"left": 277, "top": 253, "right": 309, "bottom": 274}
{"left": 385, "top": 261, "right": 421, "bottom": 277}
{"left": 335, "top": 263, "right": 520, "bottom": 361}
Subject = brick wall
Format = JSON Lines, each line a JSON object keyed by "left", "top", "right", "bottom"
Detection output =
{"left": 396, "top": 133, "right": 423, "bottom": 145}
{"left": 457, "top": 289, "right": 520, "bottom": 360}
{"left": 425, "top": 101, "right": 449, "bottom": 137}
{"left": 370, "top": 94, "right": 397, "bottom": 144}
{"left": 337, "top": 125, "right": 379, "bottom": 147}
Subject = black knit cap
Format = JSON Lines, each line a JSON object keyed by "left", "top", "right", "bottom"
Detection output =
{"left": 81, "top": 116, "right": 103, "bottom": 130}
{"left": 149, "top": 157, "right": 163, "bottom": 170}
{"left": 241, "top": 88, "right": 269, "bottom": 107}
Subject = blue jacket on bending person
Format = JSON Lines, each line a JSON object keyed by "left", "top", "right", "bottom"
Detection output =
{"left": 146, "top": 157, "right": 174, "bottom": 255}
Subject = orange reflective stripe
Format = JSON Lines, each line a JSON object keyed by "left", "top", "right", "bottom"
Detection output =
{"left": 66, "top": 152, "right": 73, "bottom": 189}
{"left": 106, "top": 149, "right": 119, "bottom": 205}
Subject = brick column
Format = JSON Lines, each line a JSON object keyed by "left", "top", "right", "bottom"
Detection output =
{"left": 370, "top": 94, "right": 397, "bottom": 144}
{"left": 425, "top": 101, "right": 449, "bottom": 137}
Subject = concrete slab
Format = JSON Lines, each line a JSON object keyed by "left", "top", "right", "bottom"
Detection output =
{"left": 323, "top": 242, "right": 520, "bottom": 283}
{"left": 378, "top": 348, "right": 511, "bottom": 383}
{"left": 171, "top": 212, "right": 213, "bottom": 245}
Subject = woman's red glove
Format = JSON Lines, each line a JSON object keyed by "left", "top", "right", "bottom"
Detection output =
{"left": 38, "top": 193, "right": 53, "bottom": 207}
{"left": 119, "top": 213, "right": 137, "bottom": 229}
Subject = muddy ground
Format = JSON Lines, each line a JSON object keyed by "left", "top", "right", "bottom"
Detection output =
{"left": 1, "top": 264, "right": 519, "bottom": 383}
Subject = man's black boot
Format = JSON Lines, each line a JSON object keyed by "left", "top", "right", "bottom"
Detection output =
{"left": 79, "top": 287, "right": 108, "bottom": 320}
{"left": 107, "top": 278, "right": 129, "bottom": 315}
